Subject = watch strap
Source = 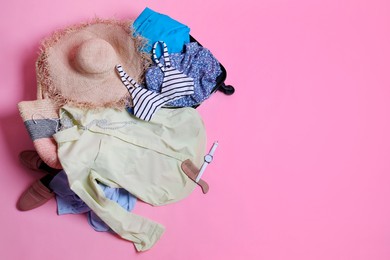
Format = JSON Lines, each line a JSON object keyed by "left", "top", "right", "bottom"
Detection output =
{"left": 181, "top": 159, "right": 209, "bottom": 194}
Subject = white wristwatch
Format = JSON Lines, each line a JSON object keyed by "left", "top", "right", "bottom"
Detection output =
{"left": 196, "top": 141, "right": 219, "bottom": 182}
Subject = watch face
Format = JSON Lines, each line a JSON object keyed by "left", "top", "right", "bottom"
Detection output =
{"left": 204, "top": 154, "right": 213, "bottom": 163}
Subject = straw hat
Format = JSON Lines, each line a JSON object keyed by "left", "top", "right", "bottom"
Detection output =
{"left": 18, "top": 19, "right": 150, "bottom": 168}
{"left": 36, "top": 19, "right": 150, "bottom": 108}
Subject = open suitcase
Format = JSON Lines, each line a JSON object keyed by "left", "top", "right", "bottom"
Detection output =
{"left": 185, "top": 35, "right": 235, "bottom": 109}
{"left": 189, "top": 35, "right": 235, "bottom": 98}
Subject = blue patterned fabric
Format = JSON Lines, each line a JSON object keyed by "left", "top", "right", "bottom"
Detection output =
{"left": 145, "top": 42, "right": 222, "bottom": 107}
{"left": 49, "top": 171, "right": 136, "bottom": 232}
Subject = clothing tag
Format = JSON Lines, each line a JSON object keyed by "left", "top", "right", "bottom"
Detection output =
{"left": 181, "top": 159, "right": 209, "bottom": 194}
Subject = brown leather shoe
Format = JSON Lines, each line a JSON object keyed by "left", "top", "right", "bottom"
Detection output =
{"left": 17, "top": 179, "right": 54, "bottom": 211}
{"left": 19, "top": 150, "right": 43, "bottom": 172}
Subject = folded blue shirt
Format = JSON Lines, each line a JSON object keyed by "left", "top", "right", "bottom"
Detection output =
{"left": 133, "top": 7, "right": 190, "bottom": 58}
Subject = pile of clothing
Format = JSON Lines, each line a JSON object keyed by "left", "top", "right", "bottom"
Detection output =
{"left": 17, "top": 8, "right": 226, "bottom": 251}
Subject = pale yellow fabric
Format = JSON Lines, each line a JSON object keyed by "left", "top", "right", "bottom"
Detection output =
{"left": 53, "top": 106, "right": 206, "bottom": 251}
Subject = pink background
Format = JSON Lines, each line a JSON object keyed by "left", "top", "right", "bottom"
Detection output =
{"left": 1, "top": 0, "right": 390, "bottom": 259}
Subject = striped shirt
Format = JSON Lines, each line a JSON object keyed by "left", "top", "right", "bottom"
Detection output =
{"left": 116, "top": 41, "right": 194, "bottom": 121}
